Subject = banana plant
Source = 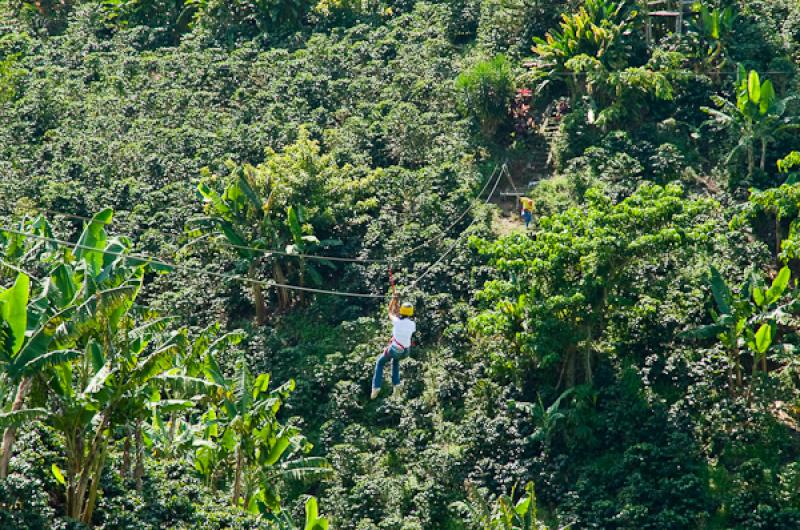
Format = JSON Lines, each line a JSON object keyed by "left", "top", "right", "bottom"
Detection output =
{"left": 684, "top": 265, "right": 796, "bottom": 395}
{"left": 192, "top": 162, "right": 323, "bottom": 318}
{"left": 261, "top": 496, "right": 330, "bottom": 530}
{"left": 0, "top": 272, "right": 36, "bottom": 479}
{"left": 0, "top": 208, "right": 191, "bottom": 523}
{"left": 689, "top": 4, "right": 736, "bottom": 80}
{"left": 0, "top": 213, "right": 96, "bottom": 479}
{"left": 193, "top": 161, "right": 281, "bottom": 320}
{"left": 451, "top": 482, "right": 548, "bottom": 529}
{"left": 0, "top": 214, "right": 59, "bottom": 278}
{"left": 145, "top": 323, "right": 243, "bottom": 459}
{"left": 190, "top": 133, "right": 349, "bottom": 319}
{"left": 193, "top": 358, "right": 331, "bottom": 516}
{"left": 30, "top": 210, "right": 186, "bottom": 523}
{"left": 301, "top": 497, "right": 329, "bottom": 530}
{"left": 532, "top": 0, "right": 635, "bottom": 100}
{"left": 703, "top": 67, "right": 800, "bottom": 179}
{"left": 46, "top": 321, "right": 187, "bottom": 522}
{"left": 510, "top": 388, "right": 574, "bottom": 445}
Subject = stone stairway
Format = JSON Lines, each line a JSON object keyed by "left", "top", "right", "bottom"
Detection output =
{"left": 496, "top": 101, "right": 563, "bottom": 212}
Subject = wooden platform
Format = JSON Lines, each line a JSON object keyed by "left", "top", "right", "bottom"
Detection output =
{"left": 644, "top": 0, "right": 694, "bottom": 44}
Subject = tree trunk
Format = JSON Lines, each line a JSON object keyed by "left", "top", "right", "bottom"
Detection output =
{"left": 727, "top": 352, "right": 735, "bottom": 397}
{"left": 252, "top": 283, "right": 267, "bottom": 324}
{"left": 0, "top": 377, "right": 32, "bottom": 479}
{"left": 134, "top": 420, "right": 144, "bottom": 492}
{"left": 583, "top": 324, "right": 593, "bottom": 385}
{"left": 747, "top": 354, "right": 758, "bottom": 406}
{"left": 66, "top": 432, "right": 84, "bottom": 520}
{"left": 565, "top": 346, "right": 576, "bottom": 389}
{"left": 298, "top": 259, "right": 306, "bottom": 304}
{"left": 760, "top": 138, "right": 767, "bottom": 172}
{"left": 121, "top": 432, "right": 130, "bottom": 478}
{"left": 273, "top": 262, "right": 290, "bottom": 310}
{"left": 776, "top": 217, "right": 783, "bottom": 260}
{"left": 80, "top": 446, "right": 107, "bottom": 525}
{"left": 232, "top": 444, "right": 243, "bottom": 507}
{"left": 748, "top": 142, "right": 755, "bottom": 177}
{"left": 735, "top": 346, "right": 742, "bottom": 390}
{"left": 249, "top": 262, "right": 267, "bottom": 325}
{"left": 72, "top": 412, "right": 109, "bottom": 521}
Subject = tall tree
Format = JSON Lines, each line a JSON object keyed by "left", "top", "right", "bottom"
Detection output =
{"left": 471, "top": 183, "right": 716, "bottom": 387}
{"left": 192, "top": 132, "right": 350, "bottom": 320}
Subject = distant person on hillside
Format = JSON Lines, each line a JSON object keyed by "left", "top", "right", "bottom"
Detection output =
{"left": 371, "top": 296, "right": 416, "bottom": 399}
{"left": 520, "top": 196, "right": 534, "bottom": 229}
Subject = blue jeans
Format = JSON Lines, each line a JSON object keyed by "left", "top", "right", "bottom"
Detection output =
{"left": 521, "top": 210, "right": 532, "bottom": 228}
{"left": 372, "top": 344, "right": 410, "bottom": 389}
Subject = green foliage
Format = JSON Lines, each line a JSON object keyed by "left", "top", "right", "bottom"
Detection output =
{"left": 5, "top": 1, "right": 800, "bottom": 528}
{"left": 455, "top": 54, "right": 515, "bottom": 139}
{"left": 471, "top": 183, "right": 716, "bottom": 385}
{"left": 303, "top": 496, "right": 329, "bottom": 530}
{"left": 703, "top": 66, "right": 800, "bottom": 183}
{"left": 778, "top": 152, "right": 800, "bottom": 172}
{"left": 684, "top": 265, "right": 796, "bottom": 394}
{"left": 192, "top": 359, "right": 331, "bottom": 514}
{"left": 451, "top": 482, "right": 547, "bottom": 530}
{"left": 567, "top": 55, "right": 677, "bottom": 129}
{"left": 739, "top": 181, "right": 800, "bottom": 261}
{"left": 0, "top": 272, "right": 28, "bottom": 355}
{"left": 0, "top": 52, "right": 21, "bottom": 103}
{"left": 689, "top": 4, "right": 736, "bottom": 76}
{"left": 187, "top": 0, "right": 311, "bottom": 42}
{"left": 533, "top": 0, "right": 632, "bottom": 69}
{"left": 0, "top": 210, "right": 327, "bottom": 526}
{"left": 192, "top": 131, "right": 376, "bottom": 316}
{"left": 532, "top": 0, "right": 637, "bottom": 100}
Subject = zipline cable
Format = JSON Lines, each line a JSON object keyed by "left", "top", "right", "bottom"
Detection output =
{"left": 0, "top": 166, "right": 505, "bottom": 299}
{"left": 408, "top": 164, "right": 506, "bottom": 290}
{"left": 0, "top": 165, "right": 506, "bottom": 299}
{"left": 391, "top": 162, "right": 504, "bottom": 261}
{"left": 0, "top": 226, "right": 386, "bottom": 299}
{"left": 0, "top": 162, "right": 505, "bottom": 265}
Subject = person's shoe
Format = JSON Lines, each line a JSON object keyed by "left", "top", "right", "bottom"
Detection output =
{"left": 371, "top": 387, "right": 380, "bottom": 400}
{"left": 393, "top": 382, "right": 403, "bottom": 396}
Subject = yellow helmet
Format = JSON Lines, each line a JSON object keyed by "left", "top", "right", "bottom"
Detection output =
{"left": 399, "top": 302, "right": 414, "bottom": 317}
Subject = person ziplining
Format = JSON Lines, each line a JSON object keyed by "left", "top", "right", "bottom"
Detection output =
{"left": 3, "top": 165, "right": 503, "bottom": 403}
{"left": 371, "top": 295, "right": 416, "bottom": 399}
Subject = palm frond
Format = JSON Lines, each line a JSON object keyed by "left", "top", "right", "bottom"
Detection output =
{"left": 0, "top": 407, "right": 47, "bottom": 428}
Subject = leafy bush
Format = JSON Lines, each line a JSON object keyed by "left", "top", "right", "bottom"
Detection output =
{"left": 455, "top": 54, "right": 515, "bottom": 139}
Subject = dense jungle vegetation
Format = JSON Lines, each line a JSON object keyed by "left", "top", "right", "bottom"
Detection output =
{"left": 3, "top": 0, "right": 800, "bottom": 527}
